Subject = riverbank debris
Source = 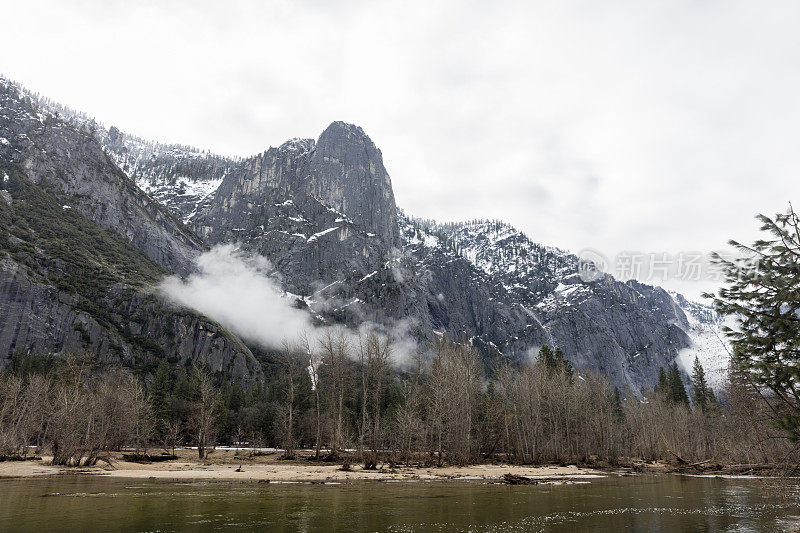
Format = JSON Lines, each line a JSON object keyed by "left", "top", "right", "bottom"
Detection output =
{"left": 502, "top": 473, "right": 535, "bottom": 485}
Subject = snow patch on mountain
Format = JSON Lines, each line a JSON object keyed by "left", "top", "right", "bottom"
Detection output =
{"left": 307, "top": 226, "right": 340, "bottom": 243}
{"left": 11, "top": 80, "right": 236, "bottom": 223}
{"left": 137, "top": 175, "right": 225, "bottom": 224}
{"left": 672, "top": 294, "right": 731, "bottom": 389}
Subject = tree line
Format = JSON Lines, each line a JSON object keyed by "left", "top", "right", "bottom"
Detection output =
{"left": 2, "top": 206, "right": 798, "bottom": 469}
{"left": 0, "top": 334, "right": 791, "bottom": 468}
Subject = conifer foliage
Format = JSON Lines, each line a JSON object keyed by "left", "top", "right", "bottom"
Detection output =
{"left": 537, "top": 345, "right": 573, "bottom": 378}
{"left": 655, "top": 367, "right": 669, "bottom": 396}
{"left": 667, "top": 362, "right": 690, "bottom": 405}
{"left": 691, "top": 356, "right": 716, "bottom": 411}
{"left": 710, "top": 206, "right": 800, "bottom": 441}
{"left": 654, "top": 363, "right": 690, "bottom": 405}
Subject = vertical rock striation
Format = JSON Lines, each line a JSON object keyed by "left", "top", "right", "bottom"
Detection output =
{"left": 4, "top": 76, "right": 724, "bottom": 393}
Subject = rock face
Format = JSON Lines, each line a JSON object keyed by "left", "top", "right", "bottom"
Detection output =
{"left": 190, "top": 126, "right": 397, "bottom": 296}
{"left": 0, "top": 79, "right": 260, "bottom": 382}
{"left": 194, "top": 122, "right": 398, "bottom": 247}
{"left": 182, "top": 121, "right": 698, "bottom": 393}
{"left": 307, "top": 122, "right": 399, "bottom": 248}
{"left": 0, "top": 257, "right": 258, "bottom": 380}
{"left": 6, "top": 76, "right": 727, "bottom": 393}
{"left": 0, "top": 81, "right": 203, "bottom": 276}
{"left": 387, "top": 218, "right": 692, "bottom": 390}
{"left": 0, "top": 256, "right": 90, "bottom": 358}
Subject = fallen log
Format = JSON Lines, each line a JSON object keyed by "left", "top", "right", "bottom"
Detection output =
{"left": 502, "top": 473, "right": 536, "bottom": 485}
{"left": 122, "top": 453, "right": 178, "bottom": 463}
{"left": 725, "top": 463, "right": 782, "bottom": 470}
{"left": 669, "top": 459, "right": 713, "bottom": 472}
{"left": 667, "top": 450, "right": 688, "bottom": 465}
{"left": 721, "top": 463, "right": 798, "bottom": 475}
{"left": 0, "top": 455, "right": 41, "bottom": 462}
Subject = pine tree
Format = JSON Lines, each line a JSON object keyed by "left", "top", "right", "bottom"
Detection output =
{"left": 612, "top": 386, "right": 624, "bottom": 422}
{"left": 691, "top": 356, "right": 715, "bottom": 411}
{"left": 537, "top": 345, "right": 556, "bottom": 370}
{"left": 225, "top": 382, "right": 245, "bottom": 413}
{"left": 151, "top": 359, "right": 172, "bottom": 423}
{"left": 655, "top": 367, "right": 669, "bottom": 396}
{"left": 554, "top": 347, "right": 573, "bottom": 379}
{"left": 173, "top": 366, "right": 194, "bottom": 401}
{"left": 667, "top": 361, "right": 689, "bottom": 405}
{"left": 710, "top": 206, "right": 800, "bottom": 441}
{"left": 246, "top": 380, "right": 268, "bottom": 406}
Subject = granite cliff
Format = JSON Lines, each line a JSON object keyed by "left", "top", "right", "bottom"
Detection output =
{"left": 0, "top": 79, "right": 259, "bottom": 381}
{"left": 0, "top": 77, "right": 727, "bottom": 393}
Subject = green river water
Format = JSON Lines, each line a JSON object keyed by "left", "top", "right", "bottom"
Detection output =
{"left": 0, "top": 474, "right": 798, "bottom": 532}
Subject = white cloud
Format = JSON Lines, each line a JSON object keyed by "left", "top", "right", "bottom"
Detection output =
{"left": 4, "top": 0, "right": 800, "bottom": 298}
{"left": 159, "top": 245, "right": 419, "bottom": 364}
{"left": 159, "top": 244, "right": 315, "bottom": 349}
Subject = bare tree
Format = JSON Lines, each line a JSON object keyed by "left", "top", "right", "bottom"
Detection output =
{"left": 357, "top": 334, "right": 369, "bottom": 462}
{"left": 394, "top": 350, "right": 426, "bottom": 464}
{"left": 49, "top": 355, "right": 97, "bottom": 466}
{"left": 424, "top": 339, "right": 480, "bottom": 466}
{"left": 0, "top": 373, "right": 51, "bottom": 457}
{"left": 279, "top": 340, "right": 299, "bottom": 459}
{"left": 190, "top": 362, "right": 219, "bottom": 460}
{"left": 358, "top": 332, "right": 392, "bottom": 469}
{"left": 162, "top": 419, "right": 181, "bottom": 457}
{"left": 318, "top": 329, "right": 351, "bottom": 458}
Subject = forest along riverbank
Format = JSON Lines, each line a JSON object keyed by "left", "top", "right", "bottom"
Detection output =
{"left": 0, "top": 449, "right": 605, "bottom": 483}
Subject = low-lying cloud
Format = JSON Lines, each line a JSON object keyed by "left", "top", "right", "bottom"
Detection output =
{"left": 159, "top": 244, "right": 316, "bottom": 349}
{"left": 158, "top": 244, "right": 419, "bottom": 365}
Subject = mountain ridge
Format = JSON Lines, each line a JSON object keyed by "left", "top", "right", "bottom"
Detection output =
{"left": 0, "top": 78, "right": 260, "bottom": 382}
{"left": 1, "top": 76, "right": 730, "bottom": 394}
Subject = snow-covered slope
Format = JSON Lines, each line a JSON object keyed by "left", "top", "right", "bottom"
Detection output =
{"left": 407, "top": 218, "right": 730, "bottom": 390}
{"left": 99, "top": 128, "right": 236, "bottom": 224}
{"left": 672, "top": 293, "right": 731, "bottom": 389}
{"left": 400, "top": 217, "right": 720, "bottom": 392}
{"left": 13, "top": 80, "right": 236, "bottom": 224}
{"left": 411, "top": 218, "right": 576, "bottom": 302}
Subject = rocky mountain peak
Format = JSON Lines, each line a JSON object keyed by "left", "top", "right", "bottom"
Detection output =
{"left": 4, "top": 77, "right": 728, "bottom": 393}
{"left": 319, "top": 120, "right": 369, "bottom": 142}
{"left": 308, "top": 121, "right": 399, "bottom": 247}
{"left": 278, "top": 137, "right": 315, "bottom": 155}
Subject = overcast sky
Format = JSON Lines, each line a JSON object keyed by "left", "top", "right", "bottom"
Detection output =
{"left": 4, "top": 0, "right": 800, "bottom": 297}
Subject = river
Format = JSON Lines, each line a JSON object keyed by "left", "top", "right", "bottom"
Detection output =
{"left": 1, "top": 474, "right": 798, "bottom": 531}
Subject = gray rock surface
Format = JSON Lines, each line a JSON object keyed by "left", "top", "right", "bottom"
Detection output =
{"left": 183, "top": 121, "right": 696, "bottom": 393}
{"left": 0, "top": 79, "right": 260, "bottom": 382}
{"left": 307, "top": 122, "right": 399, "bottom": 247}
{"left": 0, "top": 257, "right": 259, "bottom": 381}
{"left": 0, "top": 80, "right": 203, "bottom": 275}
{"left": 6, "top": 76, "right": 720, "bottom": 393}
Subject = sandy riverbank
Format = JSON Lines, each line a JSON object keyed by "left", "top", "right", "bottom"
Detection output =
{"left": 0, "top": 448, "right": 605, "bottom": 483}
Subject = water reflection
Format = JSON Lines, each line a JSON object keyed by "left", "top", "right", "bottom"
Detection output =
{"left": 0, "top": 474, "right": 798, "bottom": 532}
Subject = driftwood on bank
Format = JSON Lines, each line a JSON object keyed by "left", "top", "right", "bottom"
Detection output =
{"left": 667, "top": 450, "right": 688, "bottom": 464}
{"left": 669, "top": 459, "right": 714, "bottom": 472}
{"left": 666, "top": 460, "right": 798, "bottom": 476}
{"left": 121, "top": 453, "right": 178, "bottom": 464}
{"left": 0, "top": 455, "right": 41, "bottom": 462}
{"left": 502, "top": 473, "right": 535, "bottom": 484}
